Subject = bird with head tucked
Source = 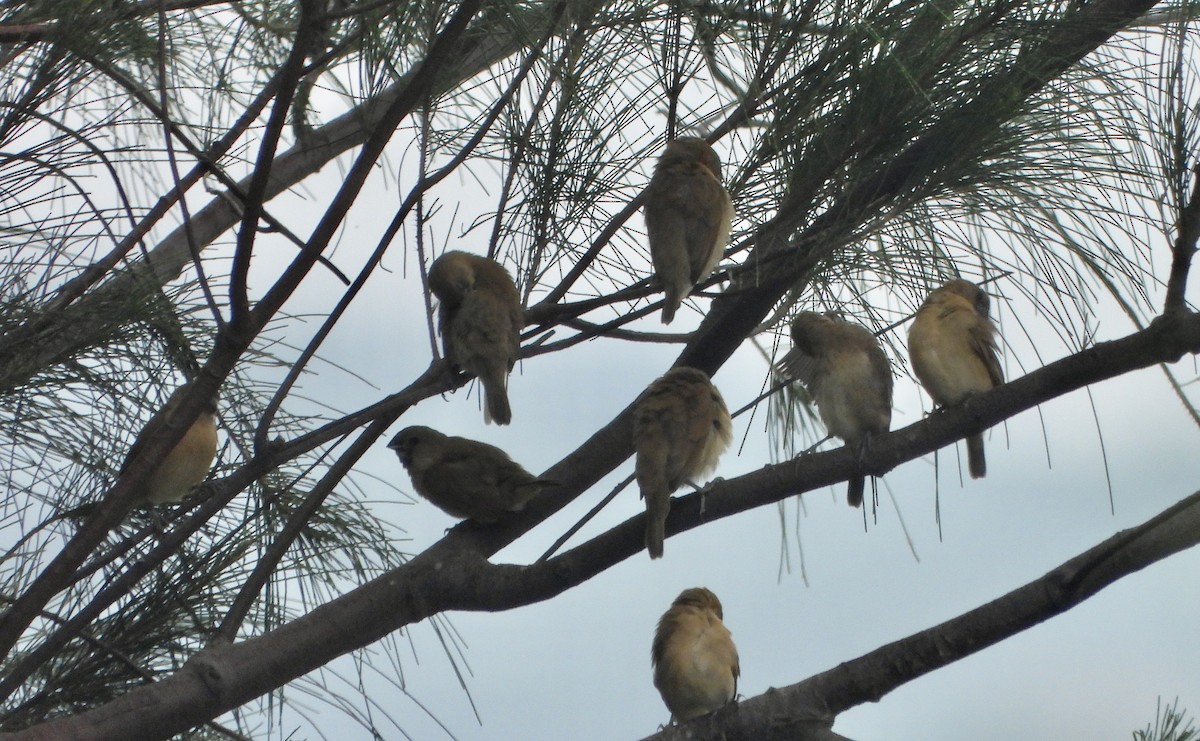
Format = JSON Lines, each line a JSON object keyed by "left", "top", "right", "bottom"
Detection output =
{"left": 633, "top": 367, "right": 732, "bottom": 558}
{"left": 427, "top": 250, "right": 523, "bottom": 425}
{"left": 122, "top": 385, "right": 219, "bottom": 505}
{"left": 652, "top": 586, "right": 739, "bottom": 723}
{"left": 388, "top": 425, "right": 551, "bottom": 523}
{"left": 786, "top": 311, "right": 893, "bottom": 507}
{"left": 642, "top": 137, "right": 734, "bottom": 324}
{"left": 908, "top": 278, "right": 1004, "bottom": 478}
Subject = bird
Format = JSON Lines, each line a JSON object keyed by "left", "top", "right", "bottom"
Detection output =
{"left": 907, "top": 278, "right": 1004, "bottom": 478}
{"left": 642, "top": 137, "right": 734, "bottom": 324}
{"left": 387, "top": 425, "right": 552, "bottom": 523}
{"left": 121, "top": 386, "right": 219, "bottom": 505}
{"left": 632, "top": 367, "right": 732, "bottom": 558}
{"left": 427, "top": 250, "right": 523, "bottom": 425}
{"left": 652, "top": 587, "right": 740, "bottom": 723}
{"left": 786, "top": 311, "right": 893, "bottom": 507}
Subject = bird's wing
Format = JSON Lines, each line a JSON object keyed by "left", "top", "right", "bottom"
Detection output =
{"left": 969, "top": 320, "right": 1004, "bottom": 386}
{"left": 782, "top": 346, "right": 821, "bottom": 390}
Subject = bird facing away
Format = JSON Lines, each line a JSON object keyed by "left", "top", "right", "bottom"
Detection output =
{"left": 121, "top": 386, "right": 219, "bottom": 505}
{"left": 427, "top": 250, "right": 523, "bottom": 425}
{"left": 908, "top": 278, "right": 1004, "bottom": 478}
{"left": 388, "top": 425, "right": 551, "bottom": 523}
{"left": 632, "top": 367, "right": 733, "bottom": 559}
{"left": 787, "top": 312, "right": 893, "bottom": 507}
{"left": 642, "top": 137, "right": 734, "bottom": 324}
{"left": 652, "top": 587, "right": 740, "bottom": 723}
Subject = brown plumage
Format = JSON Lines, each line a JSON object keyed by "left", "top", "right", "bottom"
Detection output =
{"left": 908, "top": 279, "right": 1004, "bottom": 478}
{"left": 787, "top": 312, "right": 893, "bottom": 507}
{"left": 643, "top": 137, "right": 734, "bottom": 324}
{"left": 427, "top": 250, "right": 523, "bottom": 425}
{"left": 652, "top": 587, "right": 740, "bottom": 723}
{"left": 121, "top": 386, "right": 219, "bottom": 505}
{"left": 387, "top": 425, "right": 551, "bottom": 523}
{"left": 632, "top": 367, "right": 732, "bottom": 559}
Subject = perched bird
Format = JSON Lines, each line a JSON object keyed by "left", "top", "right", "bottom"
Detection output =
{"left": 652, "top": 587, "right": 740, "bottom": 723}
{"left": 427, "top": 250, "right": 523, "bottom": 425}
{"left": 786, "top": 312, "right": 893, "bottom": 507}
{"left": 387, "top": 425, "right": 551, "bottom": 523}
{"left": 122, "top": 386, "right": 219, "bottom": 505}
{"left": 632, "top": 367, "right": 732, "bottom": 558}
{"left": 642, "top": 137, "right": 734, "bottom": 324}
{"left": 908, "top": 278, "right": 1004, "bottom": 478}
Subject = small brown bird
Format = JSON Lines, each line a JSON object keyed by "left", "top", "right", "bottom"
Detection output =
{"left": 427, "top": 250, "right": 523, "bottom": 425}
{"left": 652, "top": 587, "right": 740, "bottom": 723}
{"left": 787, "top": 312, "right": 893, "bottom": 507}
{"left": 908, "top": 278, "right": 1004, "bottom": 478}
{"left": 643, "top": 137, "right": 734, "bottom": 324}
{"left": 122, "top": 386, "right": 219, "bottom": 505}
{"left": 387, "top": 425, "right": 551, "bottom": 523}
{"left": 633, "top": 367, "right": 732, "bottom": 558}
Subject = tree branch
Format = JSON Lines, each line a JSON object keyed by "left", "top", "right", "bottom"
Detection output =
{"left": 1164, "top": 162, "right": 1200, "bottom": 312}
{"left": 646, "top": 488, "right": 1200, "bottom": 740}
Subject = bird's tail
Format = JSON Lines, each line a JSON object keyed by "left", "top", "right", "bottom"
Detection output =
{"left": 660, "top": 293, "right": 683, "bottom": 325}
{"left": 481, "top": 375, "right": 512, "bottom": 425}
{"left": 645, "top": 495, "right": 668, "bottom": 559}
{"left": 967, "top": 433, "right": 987, "bottom": 479}
{"left": 846, "top": 475, "right": 865, "bottom": 508}
{"left": 640, "top": 477, "right": 670, "bottom": 559}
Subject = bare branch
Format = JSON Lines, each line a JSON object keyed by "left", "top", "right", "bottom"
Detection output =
{"left": 1165, "top": 162, "right": 1200, "bottom": 312}
{"left": 648, "top": 489, "right": 1200, "bottom": 740}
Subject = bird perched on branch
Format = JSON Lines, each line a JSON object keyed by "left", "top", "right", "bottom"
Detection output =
{"left": 388, "top": 425, "right": 552, "bottom": 523}
{"left": 427, "top": 250, "right": 523, "bottom": 425}
{"left": 633, "top": 367, "right": 732, "bottom": 558}
{"left": 642, "top": 137, "right": 734, "bottom": 324}
{"left": 122, "top": 386, "right": 219, "bottom": 505}
{"left": 786, "top": 311, "right": 893, "bottom": 507}
{"left": 908, "top": 278, "right": 1004, "bottom": 478}
{"left": 652, "top": 587, "right": 739, "bottom": 723}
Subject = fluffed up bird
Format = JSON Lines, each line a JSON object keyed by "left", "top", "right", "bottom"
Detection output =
{"left": 427, "top": 250, "right": 523, "bottom": 425}
{"left": 786, "top": 312, "right": 893, "bottom": 507}
{"left": 388, "top": 425, "right": 551, "bottom": 523}
{"left": 122, "top": 386, "right": 219, "bottom": 505}
{"left": 633, "top": 367, "right": 732, "bottom": 559}
{"left": 908, "top": 278, "right": 1004, "bottom": 478}
{"left": 652, "top": 587, "right": 739, "bottom": 723}
{"left": 643, "top": 137, "right": 734, "bottom": 324}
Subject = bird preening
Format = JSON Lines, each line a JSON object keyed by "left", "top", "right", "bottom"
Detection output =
{"left": 387, "top": 425, "right": 552, "bottom": 524}
{"left": 787, "top": 311, "right": 893, "bottom": 507}
{"left": 652, "top": 586, "right": 739, "bottom": 723}
{"left": 908, "top": 278, "right": 1004, "bottom": 479}
{"left": 643, "top": 137, "right": 734, "bottom": 324}
{"left": 427, "top": 250, "right": 524, "bottom": 425}
{"left": 632, "top": 367, "right": 733, "bottom": 559}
